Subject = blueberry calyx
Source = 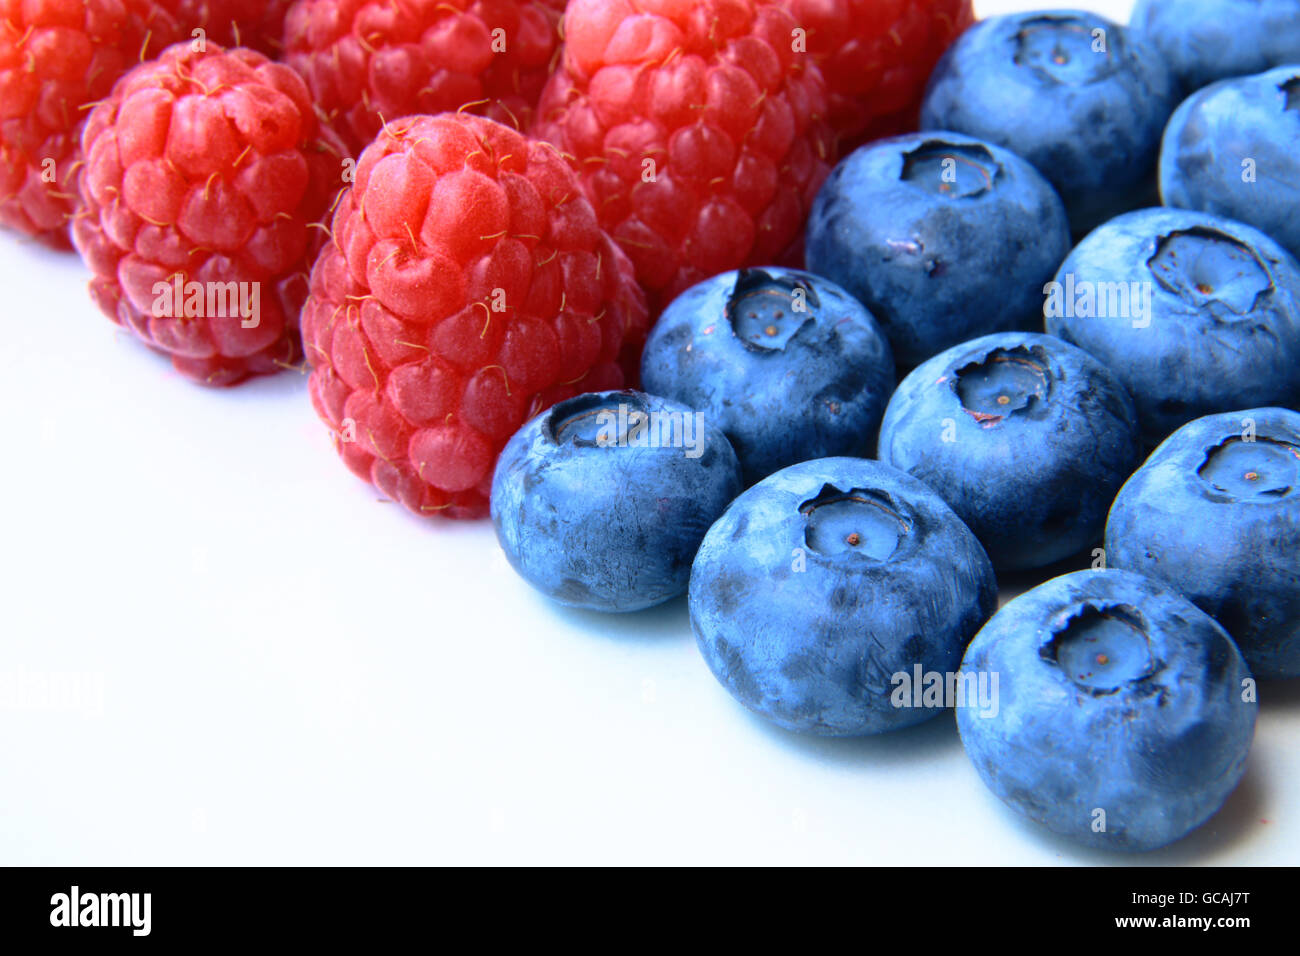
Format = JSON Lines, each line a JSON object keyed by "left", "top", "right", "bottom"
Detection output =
{"left": 1012, "top": 16, "right": 1118, "bottom": 87}
{"left": 1147, "top": 227, "right": 1274, "bottom": 317}
{"left": 900, "top": 140, "right": 1001, "bottom": 199}
{"left": 798, "top": 484, "right": 913, "bottom": 561}
{"left": 954, "top": 345, "right": 1050, "bottom": 426}
{"left": 1283, "top": 76, "right": 1300, "bottom": 112}
{"left": 1040, "top": 602, "right": 1160, "bottom": 695}
{"left": 726, "top": 268, "right": 816, "bottom": 352}
{"left": 546, "top": 390, "right": 647, "bottom": 448}
{"left": 1197, "top": 435, "right": 1300, "bottom": 500}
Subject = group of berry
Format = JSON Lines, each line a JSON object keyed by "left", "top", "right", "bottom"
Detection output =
{"left": 2, "top": 0, "right": 962, "bottom": 513}
{"left": 493, "top": 2, "right": 1300, "bottom": 855}
{"left": 5, "top": 0, "right": 1300, "bottom": 855}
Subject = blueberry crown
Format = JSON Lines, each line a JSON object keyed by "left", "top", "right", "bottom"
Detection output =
{"left": 1040, "top": 602, "right": 1161, "bottom": 695}
{"left": 726, "top": 269, "right": 818, "bottom": 353}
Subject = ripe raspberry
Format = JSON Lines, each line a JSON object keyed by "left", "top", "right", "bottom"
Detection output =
{"left": 0, "top": 0, "right": 183, "bottom": 247}
{"left": 787, "top": 0, "right": 974, "bottom": 151}
{"left": 532, "top": 0, "right": 834, "bottom": 313}
{"left": 302, "top": 113, "right": 649, "bottom": 520}
{"left": 158, "top": 1, "right": 295, "bottom": 56}
{"left": 283, "top": 0, "right": 565, "bottom": 155}
{"left": 72, "top": 43, "right": 348, "bottom": 386}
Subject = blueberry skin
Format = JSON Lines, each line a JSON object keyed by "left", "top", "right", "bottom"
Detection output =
{"left": 690, "top": 458, "right": 997, "bottom": 736}
{"left": 920, "top": 10, "right": 1177, "bottom": 234}
{"left": 641, "top": 268, "right": 894, "bottom": 485}
{"left": 1132, "top": 0, "right": 1300, "bottom": 94}
{"left": 958, "top": 569, "right": 1256, "bottom": 852}
{"left": 1045, "top": 207, "right": 1300, "bottom": 445}
{"left": 879, "top": 332, "right": 1141, "bottom": 572}
{"left": 805, "top": 132, "right": 1071, "bottom": 369}
{"left": 1160, "top": 67, "right": 1300, "bottom": 264}
{"left": 491, "top": 390, "right": 742, "bottom": 613}
{"left": 1107, "top": 408, "right": 1300, "bottom": 678}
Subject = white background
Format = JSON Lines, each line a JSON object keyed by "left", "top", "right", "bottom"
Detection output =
{"left": 3, "top": 0, "right": 1297, "bottom": 865}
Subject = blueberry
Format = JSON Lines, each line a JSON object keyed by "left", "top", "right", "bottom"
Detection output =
{"left": 640, "top": 268, "right": 894, "bottom": 484}
{"left": 919, "top": 10, "right": 1177, "bottom": 234}
{"left": 1107, "top": 407, "right": 1300, "bottom": 678}
{"left": 1160, "top": 66, "right": 1300, "bottom": 264}
{"left": 1044, "top": 207, "right": 1300, "bottom": 444}
{"left": 1132, "top": 0, "right": 1300, "bottom": 94}
{"left": 878, "top": 332, "right": 1141, "bottom": 572}
{"left": 690, "top": 457, "right": 996, "bottom": 735}
{"left": 805, "top": 132, "right": 1070, "bottom": 369}
{"left": 957, "top": 569, "right": 1257, "bottom": 852}
{"left": 491, "top": 390, "right": 742, "bottom": 612}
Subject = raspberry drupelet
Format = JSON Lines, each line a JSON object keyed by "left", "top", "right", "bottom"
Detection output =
{"left": 282, "top": 0, "right": 566, "bottom": 155}
{"left": 158, "top": 0, "right": 296, "bottom": 57}
{"left": 787, "top": 0, "right": 974, "bottom": 151}
{"left": 0, "top": 0, "right": 184, "bottom": 247}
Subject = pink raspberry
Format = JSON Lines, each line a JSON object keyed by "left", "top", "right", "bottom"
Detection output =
{"left": 283, "top": 0, "right": 566, "bottom": 155}
{"left": 532, "top": 0, "right": 835, "bottom": 313}
{"left": 158, "top": 1, "right": 296, "bottom": 56}
{"left": 787, "top": 0, "right": 974, "bottom": 151}
{"left": 302, "top": 113, "right": 649, "bottom": 520}
{"left": 73, "top": 43, "right": 348, "bottom": 386}
{"left": 0, "top": 0, "right": 183, "bottom": 248}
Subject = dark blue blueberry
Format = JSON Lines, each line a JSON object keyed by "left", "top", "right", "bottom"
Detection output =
{"left": 491, "top": 390, "right": 742, "bottom": 612}
{"left": 640, "top": 268, "right": 894, "bottom": 484}
{"left": 690, "top": 457, "right": 996, "bottom": 736}
{"left": 879, "top": 332, "right": 1141, "bottom": 572}
{"left": 1132, "top": 0, "right": 1300, "bottom": 94}
{"left": 805, "top": 132, "right": 1070, "bottom": 368}
{"left": 920, "top": 10, "right": 1177, "bottom": 234}
{"left": 1161, "top": 66, "right": 1300, "bottom": 264}
{"left": 958, "top": 569, "right": 1257, "bottom": 852}
{"left": 1107, "top": 407, "right": 1300, "bottom": 678}
{"left": 1045, "top": 207, "right": 1300, "bottom": 444}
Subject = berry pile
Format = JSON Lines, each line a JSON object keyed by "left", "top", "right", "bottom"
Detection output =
{"left": 8, "top": 1, "right": 1298, "bottom": 859}
{"left": 486, "top": 6, "right": 1300, "bottom": 854}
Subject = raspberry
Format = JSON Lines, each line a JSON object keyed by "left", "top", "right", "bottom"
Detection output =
{"left": 787, "top": 0, "right": 973, "bottom": 151}
{"left": 532, "top": 0, "right": 834, "bottom": 313}
{"left": 0, "top": 0, "right": 183, "bottom": 248}
{"left": 158, "top": 1, "right": 295, "bottom": 56}
{"left": 283, "top": 0, "right": 565, "bottom": 155}
{"left": 302, "top": 112, "right": 649, "bottom": 520}
{"left": 72, "top": 43, "right": 348, "bottom": 386}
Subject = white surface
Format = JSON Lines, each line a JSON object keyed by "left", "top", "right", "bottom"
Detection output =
{"left": 3, "top": 0, "right": 1298, "bottom": 866}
